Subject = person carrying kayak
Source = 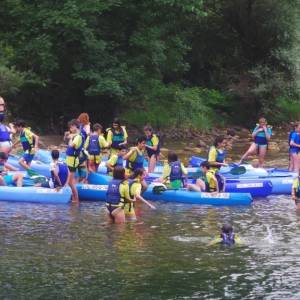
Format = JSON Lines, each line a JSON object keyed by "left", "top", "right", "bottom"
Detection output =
{"left": 289, "top": 123, "right": 300, "bottom": 173}
{"left": 0, "top": 152, "right": 23, "bottom": 187}
{"left": 208, "top": 136, "right": 227, "bottom": 192}
{"left": 106, "top": 118, "right": 128, "bottom": 156}
{"left": 13, "top": 120, "right": 39, "bottom": 174}
{"left": 187, "top": 161, "right": 219, "bottom": 193}
{"left": 106, "top": 166, "right": 134, "bottom": 224}
{"left": 240, "top": 117, "right": 272, "bottom": 167}
{"left": 144, "top": 126, "right": 160, "bottom": 173}
{"left": 84, "top": 123, "right": 108, "bottom": 173}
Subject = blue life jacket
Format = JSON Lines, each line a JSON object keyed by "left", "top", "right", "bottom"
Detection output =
{"left": 66, "top": 135, "right": 84, "bottom": 158}
{"left": 146, "top": 134, "right": 160, "bottom": 157}
{"left": 115, "top": 155, "right": 124, "bottom": 167}
{"left": 253, "top": 127, "right": 272, "bottom": 145}
{"left": 290, "top": 132, "right": 300, "bottom": 152}
{"left": 169, "top": 161, "right": 183, "bottom": 182}
{"left": 80, "top": 124, "right": 88, "bottom": 143}
{"left": 0, "top": 124, "right": 10, "bottom": 142}
{"left": 216, "top": 149, "right": 226, "bottom": 163}
{"left": 87, "top": 134, "right": 101, "bottom": 156}
{"left": 20, "top": 129, "right": 35, "bottom": 151}
{"left": 126, "top": 149, "right": 144, "bottom": 171}
{"left": 221, "top": 232, "right": 235, "bottom": 246}
{"left": 106, "top": 179, "right": 124, "bottom": 205}
{"left": 111, "top": 128, "right": 125, "bottom": 149}
{"left": 0, "top": 161, "right": 5, "bottom": 174}
{"left": 51, "top": 162, "right": 68, "bottom": 187}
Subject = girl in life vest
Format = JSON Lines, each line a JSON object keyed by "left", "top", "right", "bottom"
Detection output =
{"left": 77, "top": 112, "right": 91, "bottom": 142}
{"left": 288, "top": 123, "right": 296, "bottom": 171}
{"left": 289, "top": 123, "right": 300, "bottom": 173}
{"left": 106, "top": 166, "right": 134, "bottom": 224}
{"left": 292, "top": 174, "right": 300, "bottom": 210}
{"left": 240, "top": 117, "right": 272, "bottom": 167}
{"left": 208, "top": 136, "right": 227, "bottom": 192}
{"left": 187, "top": 161, "right": 219, "bottom": 193}
{"left": 144, "top": 125, "right": 160, "bottom": 173}
{"left": 107, "top": 118, "right": 128, "bottom": 155}
{"left": 157, "top": 151, "right": 187, "bottom": 189}
{"left": 84, "top": 123, "right": 108, "bottom": 173}
{"left": 124, "top": 168, "right": 155, "bottom": 220}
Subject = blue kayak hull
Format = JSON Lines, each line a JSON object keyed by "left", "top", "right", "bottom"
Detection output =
{"left": 0, "top": 186, "right": 71, "bottom": 204}
{"left": 77, "top": 183, "right": 252, "bottom": 205}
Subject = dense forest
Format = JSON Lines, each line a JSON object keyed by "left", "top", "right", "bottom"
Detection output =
{"left": 0, "top": 0, "right": 299, "bottom": 132}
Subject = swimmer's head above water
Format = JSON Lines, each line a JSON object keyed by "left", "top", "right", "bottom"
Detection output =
{"left": 220, "top": 224, "right": 235, "bottom": 245}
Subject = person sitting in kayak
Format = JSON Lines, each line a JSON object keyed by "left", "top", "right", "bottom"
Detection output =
{"left": 156, "top": 151, "right": 187, "bottom": 189}
{"left": 41, "top": 150, "right": 70, "bottom": 189}
{"left": 240, "top": 117, "right": 272, "bottom": 167}
{"left": 209, "top": 224, "right": 242, "bottom": 246}
{"left": 106, "top": 166, "right": 134, "bottom": 224}
{"left": 84, "top": 123, "right": 108, "bottom": 173}
{"left": 208, "top": 136, "right": 227, "bottom": 191}
{"left": 13, "top": 120, "right": 39, "bottom": 174}
{"left": 124, "top": 136, "right": 146, "bottom": 176}
{"left": 187, "top": 161, "right": 219, "bottom": 193}
{"left": 291, "top": 174, "right": 300, "bottom": 209}
{"left": 0, "top": 152, "right": 23, "bottom": 187}
{"left": 106, "top": 144, "right": 127, "bottom": 176}
{"left": 289, "top": 122, "right": 300, "bottom": 173}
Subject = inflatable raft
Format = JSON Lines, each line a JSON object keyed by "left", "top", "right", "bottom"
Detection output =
{"left": 0, "top": 186, "right": 71, "bottom": 204}
{"left": 77, "top": 183, "right": 252, "bottom": 205}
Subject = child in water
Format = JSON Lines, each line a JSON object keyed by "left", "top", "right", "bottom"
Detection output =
{"left": 209, "top": 224, "right": 241, "bottom": 246}
{"left": 291, "top": 174, "right": 300, "bottom": 209}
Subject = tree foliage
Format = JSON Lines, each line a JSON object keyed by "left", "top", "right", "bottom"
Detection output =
{"left": 0, "top": 0, "right": 298, "bottom": 131}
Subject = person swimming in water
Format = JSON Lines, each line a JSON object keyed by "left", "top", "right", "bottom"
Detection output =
{"left": 209, "top": 224, "right": 241, "bottom": 246}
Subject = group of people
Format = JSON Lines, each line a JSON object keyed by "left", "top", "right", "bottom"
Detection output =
{"left": 1, "top": 94, "right": 300, "bottom": 222}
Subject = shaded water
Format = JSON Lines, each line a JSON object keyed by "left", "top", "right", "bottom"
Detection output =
{"left": 0, "top": 196, "right": 299, "bottom": 299}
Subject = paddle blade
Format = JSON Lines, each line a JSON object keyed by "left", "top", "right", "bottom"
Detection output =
{"left": 229, "top": 166, "right": 246, "bottom": 175}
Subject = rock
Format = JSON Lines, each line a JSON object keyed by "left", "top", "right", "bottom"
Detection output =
{"left": 227, "top": 129, "right": 236, "bottom": 137}
{"left": 268, "top": 142, "right": 280, "bottom": 152}
{"left": 197, "top": 139, "right": 207, "bottom": 148}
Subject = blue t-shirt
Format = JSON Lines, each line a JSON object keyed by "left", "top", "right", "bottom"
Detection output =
{"left": 290, "top": 132, "right": 300, "bottom": 152}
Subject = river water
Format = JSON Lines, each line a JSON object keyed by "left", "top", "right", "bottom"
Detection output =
{"left": 1, "top": 133, "right": 298, "bottom": 299}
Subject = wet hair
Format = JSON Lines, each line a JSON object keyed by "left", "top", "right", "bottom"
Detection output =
{"left": 77, "top": 113, "right": 90, "bottom": 125}
{"left": 51, "top": 149, "right": 60, "bottom": 160}
{"left": 144, "top": 125, "right": 153, "bottom": 132}
{"left": 112, "top": 118, "right": 121, "bottom": 126}
{"left": 214, "top": 136, "right": 225, "bottom": 147}
{"left": 14, "top": 119, "right": 26, "bottom": 128}
{"left": 68, "top": 119, "right": 80, "bottom": 129}
{"left": 93, "top": 123, "right": 103, "bottom": 132}
{"left": 113, "top": 166, "right": 125, "bottom": 180}
{"left": 131, "top": 168, "right": 144, "bottom": 179}
{"left": 168, "top": 151, "right": 178, "bottom": 163}
{"left": 221, "top": 224, "right": 233, "bottom": 234}
{"left": 118, "top": 144, "right": 127, "bottom": 151}
{"left": 136, "top": 136, "right": 146, "bottom": 145}
{"left": 200, "top": 161, "right": 210, "bottom": 169}
{"left": 0, "top": 152, "right": 8, "bottom": 160}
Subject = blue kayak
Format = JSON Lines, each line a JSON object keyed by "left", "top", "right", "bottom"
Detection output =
{"left": 0, "top": 186, "right": 71, "bottom": 204}
{"left": 77, "top": 183, "right": 252, "bottom": 205}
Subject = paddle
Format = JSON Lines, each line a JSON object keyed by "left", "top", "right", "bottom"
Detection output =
{"left": 139, "top": 197, "right": 156, "bottom": 209}
{"left": 227, "top": 166, "right": 247, "bottom": 176}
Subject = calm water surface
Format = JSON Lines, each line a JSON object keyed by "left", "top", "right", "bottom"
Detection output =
{"left": 0, "top": 195, "right": 299, "bottom": 299}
